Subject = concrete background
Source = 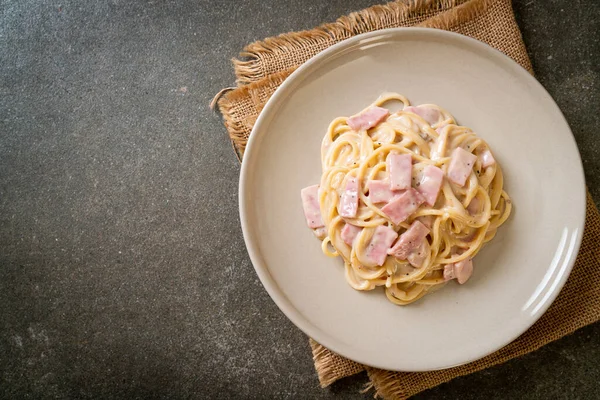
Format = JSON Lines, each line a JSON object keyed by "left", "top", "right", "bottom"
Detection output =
{"left": 1, "top": 0, "right": 599, "bottom": 398}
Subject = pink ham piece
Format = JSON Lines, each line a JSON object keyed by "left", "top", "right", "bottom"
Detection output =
{"left": 367, "top": 180, "right": 396, "bottom": 203}
{"left": 364, "top": 225, "right": 398, "bottom": 266}
{"left": 313, "top": 226, "right": 327, "bottom": 239}
{"left": 480, "top": 150, "right": 496, "bottom": 168}
{"left": 347, "top": 106, "right": 389, "bottom": 131}
{"left": 339, "top": 177, "right": 359, "bottom": 218}
{"left": 407, "top": 241, "right": 430, "bottom": 268}
{"left": 388, "top": 220, "right": 430, "bottom": 260}
{"left": 467, "top": 197, "right": 480, "bottom": 216}
{"left": 443, "top": 264, "right": 456, "bottom": 281}
{"left": 435, "top": 122, "right": 449, "bottom": 133}
{"left": 416, "top": 165, "right": 444, "bottom": 206}
{"left": 387, "top": 153, "right": 412, "bottom": 191}
{"left": 381, "top": 188, "right": 425, "bottom": 225}
{"left": 443, "top": 258, "right": 474, "bottom": 284}
{"left": 447, "top": 147, "right": 477, "bottom": 186}
{"left": 416, "top": 215, "right": 434, "bottom": 229}
{"left": 404, "top": 105, "right": 441, "bottom": 126}
{"left": 341, "top": 223, "right": 362, "bottom": 246}
{"left": 301, "top": 185, "right": 324, "bottom": 229}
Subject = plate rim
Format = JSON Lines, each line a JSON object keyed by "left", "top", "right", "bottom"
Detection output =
{"left": 238, "top": 27, "right": 586, "bottom": 371}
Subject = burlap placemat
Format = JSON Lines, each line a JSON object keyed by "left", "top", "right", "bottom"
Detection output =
{"left": 213, "top": 0, "right": 600, "bottom": 398}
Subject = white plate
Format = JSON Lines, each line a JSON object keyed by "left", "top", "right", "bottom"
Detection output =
{"left": 239, "top": 28, "right": 585, "bottom": 371}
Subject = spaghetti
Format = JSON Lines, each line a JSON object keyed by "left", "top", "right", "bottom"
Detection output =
{"left": 301, "top": 93, "right": 512, "bottom": 305}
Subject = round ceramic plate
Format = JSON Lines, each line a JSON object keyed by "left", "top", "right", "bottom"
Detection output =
{"left": 239, "top": 28, "right": 585, "bottom": 371}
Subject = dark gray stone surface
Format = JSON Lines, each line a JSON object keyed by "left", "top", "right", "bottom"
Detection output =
{"left": 0, "top": 0, "right": 598, "bottom": 398}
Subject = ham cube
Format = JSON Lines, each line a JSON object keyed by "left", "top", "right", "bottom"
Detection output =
{"left": 364, "top": 225, "right": 398, "bottom": 266}
{"left": 416, "top": 165, "right": 444, "bottom": 206}
{"left": 407, "top": 241, "right": 430, "bottom": 268}
{"left": 347, "top": 106, "right": 389, "bottom": 131}
{"left": 447, "top": 147, "right": 477, "bottom": 186}
{"left": 443, "top": 264, "right": 456, "bottom": 281}
{"left": 339, "top": 177, "right": 360, "bottom": 218}
{"left": 388, "top": 220, "right": 430, "bottom": 260}
{"left": 367, "top": 180, "right": 396, "bottom": 203}
{"left": 479, "top": 150, "right": 496, "bottom": 168}
{"left": 387, "top": 153, "right": 412, "bottom": 191}
{"left": 313, "top": 226, "right": 327, "bottom": 239}
{"left": 301, "top": 185, "right": 324, "bottom": 229}
{"left": 443, "top": 258, "right": 474, "bottom": 284}
{"left": 455, "top": 259, "right": 474, "bottom": 284}
{"left": 341, "top": 223, "right": 362, "bottom": 246}
{"left": 467, "top": 197, "right": 480, "bottom": 216}
{"left": 381, "top": 188, "right": 425, "bottom": 225}
{"left": 404, "top": 105, "right": 441, "bottom": 126}
{"left": 416, "top": 215, "right": 434, "bottom": 229}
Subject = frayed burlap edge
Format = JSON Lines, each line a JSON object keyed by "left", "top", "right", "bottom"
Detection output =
{"left": 211, "top": 0, "right": 600, "bottom": 398}
{"left": 417, "top": 0, "right": 533, "bottom": 73}
{"left": 308, "top": 191, "right": 600, "bottom": 400}
{"left": 215, "top": 0, "right": 532, "bottom": 155}
{"left": 216, "top": 68, "right": 296, "bottom": 160}
{"left": 232, "top": 0, "right": 473, "bottom": 85}
{"left": 364, "top": 192, "right": 600, "bottom": 399}
{"left": 309, "top": 338, "right": 365, "bottom": 387}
